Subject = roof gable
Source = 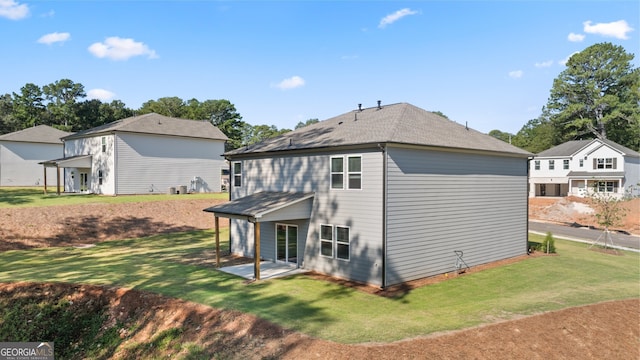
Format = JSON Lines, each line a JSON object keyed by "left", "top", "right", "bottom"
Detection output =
{"left": 227, "top": 103, "right": 531, "bottom": 157}
{"left": 537, "top": 139, "right": 639, "bottom": 158}
{"left": 0, "top": 125, "right": 70, "bottom": 144}
{"left": 63, "top": 113, "right": 228, "bottom": 141}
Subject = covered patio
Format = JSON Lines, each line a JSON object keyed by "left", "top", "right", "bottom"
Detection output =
{"left": 203, "top": 191, "right": 315, "bottom": 281}
{"left": 38, "top": 154, "right": 92, "bottom": 195}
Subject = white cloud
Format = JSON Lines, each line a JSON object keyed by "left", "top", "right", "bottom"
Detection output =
{"left": 559, "top": 51, "right": 579, "bottom": 66}
{"left": 583, "top": 20, "right": 633, "bottom": 39}
{"left": 88, "top": 37, "right": 158, "bottom": 61}
{"left": 87, "top": 89, "right": 116, "bottom": 102}
{"left": 508, "top": 70, "right": 523, "bottom": 79}
{"left": 271, "top": 76, "right": 305, "bottom": 90}
{"left": 0, "top": 0, "right": 29, "bottom": 20}
{"left": 37, "top": 32, "right": 70, "bottom": 45}
{"left": 534, "top": 60, "right": 553, "bottom": 68}
{"left": 379, "top": 8, "right": 418, "bottom": 29}
{"left": 567, "top": 32, "right": 585, "bottom": 42}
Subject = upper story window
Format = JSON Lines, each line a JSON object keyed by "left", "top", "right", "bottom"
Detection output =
{"left": 232, "top": 162, "right": 242, "bottom": 187}
{"left": 101, "top": 137, "right": 106, "bottom": 152}
{"left": 595, "top": 158, "right": 616, "bottom": 169}
{"left": 563, "top": 160, "right": 569, "bottom": 170}
{"left": 331, "top": 155, "right": 362, "bottom": 190}
{"left": 534, "top": 160, "right": 540, "bottom": 170}
{"left": 549, "top": 160, "right": 555, "bottom": 170}
{"left": 579, "top": 159, "right": 584, "bottom": 167}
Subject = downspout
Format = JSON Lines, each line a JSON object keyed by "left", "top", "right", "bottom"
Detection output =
{"left": 378, "top": 143, "right": 388, "bottom": 289}
{"left": 527, "top": 156, "right": 532, "bottom": 254}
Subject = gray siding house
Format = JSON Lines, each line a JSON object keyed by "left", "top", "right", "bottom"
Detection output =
{"left": 0, "top": 125, "right": 70, "bottom": 186}
{"left": 205, "top": 102, "right": 531, "bottom": 287}
{"left": 43, "top": 113, "right": 228, "bottom": 195}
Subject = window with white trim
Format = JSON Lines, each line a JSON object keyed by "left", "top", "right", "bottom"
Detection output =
{"left": 331, "top": 155, "right": 362, "bottom": 190}
{"left": 319, "top": 224, "right": 351, "bottom": 261}
{"left": 232, "top": 162, "right": 242, "bottom": 187}
{"left": 595, "top": 158, "right": 615, "bottom": 169}
{"left": 597, "top": 181, "right": 616, "bottom": 193}
{"left": 534, "top": 160, "right": 540, "bottom": 170}
{"left": 335, "top": 226, "right": 350, "bottom": 260}
{"left": 98, "top": 170, "right": 103, "bottom": 185}
{"left": 549, "top": 160, "right": 555, "bottom": 170}
{"left": 101, "top": 137, "right": 106, "bottom": 152}
{"left": 330, "top": 157, "right": 344, "bottom": 189}
{"left": 579, "top": 159, "right": 584, "bottom": 167}
{"left": 563, "top": 160, "right": 569, "bottom": 170}
{"left": 320, "top": 224, "right": 333, "bottom": 257}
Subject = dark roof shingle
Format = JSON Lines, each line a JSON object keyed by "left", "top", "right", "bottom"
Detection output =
{"left": 226, "top": 103, "right": 531, "bottom": 157}
{"left": 0, "top": 125, "right": 70, "bottom": 144}
{"left": 63, "top": 113, "right": 228, "bottom": 141}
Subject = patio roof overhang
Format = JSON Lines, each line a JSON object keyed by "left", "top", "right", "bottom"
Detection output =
{"left": 203, "top": 191, "right": 315, "bottom": 222}
{"left": 203, "top": 191, "right": 315, "bottom": 280}
{"left": 38, "top": 154, "right": 93, "bottom": 195}
{"left": 39, "top": 154, "right": 92, "bottom": 168}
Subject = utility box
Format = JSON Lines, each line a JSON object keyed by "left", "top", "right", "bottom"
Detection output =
{"left": 168, "top": 187, "right": 176, "bottom": 195}
{"left": 178, "top": 185, "right": 187, "bottom": 194}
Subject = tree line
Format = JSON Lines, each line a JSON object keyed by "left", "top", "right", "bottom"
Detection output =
{"left": 2, "top": 42, "right": 637, "bottom": 153}
{"left": 0, "top": 81, "right": 306, "bottom": 151}
{"left": 489, "top": 42, "right": 640, "bottom": 152}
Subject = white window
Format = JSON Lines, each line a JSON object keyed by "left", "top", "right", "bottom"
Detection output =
{"left": 331, "top": 155, "right": 362, "bottom": 190}
{"left": 320, "top": 224, "right": 333, "bottom": 257}
{"left": 579, "top": 159, "right": 584, "bottom": 167}
{"left": 597, "top": 181, "right": 616, "bottom": 193}
{"left": 336, "top": 226, "right": 350, "bottom": 260}
{"left": 563, "top": 160, "right": 569, "bottom": 170}
{"left": 347, "top": 156, "right": 361, "bottom": 189}
{"left": 549, "top": 160, "right": 555, "bottom": 170}
{"left": 232, "top": 162, "right": 242, "bottom": 187}
{"left": 534, "top": 160, "right": 540, "bottom": 170}
{"left": 98, "top": 170, "right": 103, "bottom": 185}
{"left": 319, "top": 224, "right": 350, "bottom": 261}
{"left": 330, "top": 157, "right": 344, "bottom": 189}
{"left": 101, "top": 137, "right": 106, "bottom": 152}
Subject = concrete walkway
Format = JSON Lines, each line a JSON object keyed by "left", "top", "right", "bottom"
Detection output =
{"left": 219, "top": 261, "right": 308, "bottom": 280}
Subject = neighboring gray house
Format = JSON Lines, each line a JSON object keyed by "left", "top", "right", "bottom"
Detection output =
{"left": 42, "top": 113, "right": 228, "bottom": 195}
{"left": 205, "top": 102, "right": 532, "bottom": 288}
{"left": 529, "top": 138, "right": 640, "bottom": 198}
{"left": 0, "top": 125, "right": 70, "bottom": 186}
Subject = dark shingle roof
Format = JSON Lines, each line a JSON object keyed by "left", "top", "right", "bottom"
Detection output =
{"left": 203, "top": 191, "right": 315, "bottom": 218}
{"left": 63, "top": 113, "right": 228, "bottom": 141}
{"left": 226, "top": 103, "right": 531, "bottom": 157}
{"left": 537, "top": 139, "right": 640, "bottom": 158}
{"left": 0, "top": 125, "right": 70, "bottom": 144}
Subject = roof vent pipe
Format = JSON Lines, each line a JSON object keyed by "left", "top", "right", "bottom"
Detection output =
{"left": 377, "top": 100, "right": 382, "bottom": 110}
{"left": 358, "top": 103, "right": 362, "bottom": 111}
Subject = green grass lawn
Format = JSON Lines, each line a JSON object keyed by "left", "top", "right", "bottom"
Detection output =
{"left": 0, "top": 187, "right": 228, "bottom": 208}
{"left": 0, "top": 231, "right": 637, "bottom": 344}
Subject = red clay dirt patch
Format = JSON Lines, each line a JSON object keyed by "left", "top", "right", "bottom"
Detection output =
{"left": 1, "top": 282, "right": 637, "bottom": 360}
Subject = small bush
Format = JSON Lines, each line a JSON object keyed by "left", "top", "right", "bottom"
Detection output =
{"left": 538, "top": 232, "right": 556, "bottom": 254}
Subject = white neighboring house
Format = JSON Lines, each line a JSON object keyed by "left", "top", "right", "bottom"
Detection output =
{"left": 529, "top": 138, "right": 640, "bottom": 198}
{"left": 43, "top": 113, "right": 228, "bottom": 195}
{"left": 0, "top": 125, "right": 70, "bottom": 186}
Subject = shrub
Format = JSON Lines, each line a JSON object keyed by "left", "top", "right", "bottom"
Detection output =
{"left": 538, "top": 232, "right": 556, "bottom": 254}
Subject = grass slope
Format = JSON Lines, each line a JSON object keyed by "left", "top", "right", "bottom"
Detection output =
{"left": 0, "top": 231, "right": 637, "bottom": 343}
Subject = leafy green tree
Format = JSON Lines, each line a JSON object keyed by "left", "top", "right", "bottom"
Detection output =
{"left": 0, "top": 93, "right": 17, "bottom": 134}
{"left": 100, "top": 100, "right": 134, "bottom": 124}
{"left": 42, "top": 79, "right": 86, "bottom": 130}
{"left": 546, "top": 42, "right": 639, "bottom": 150}
{"left": 431, "top": 111, "right": 449, "bottom": 119}
{"left": 242, "top": 124, "right": 290, "bottom": 145}
{"left": 205, "top": 99, "right": 245, "bottom": 150}
{"left": 11, "top": 83, "right": 46, "bottom": 129}
{"left": 488, "top": 129, "right": 514, "bottom": 143}
{"left": 138, "top": 97, "right": 185, "bottom": 117}
{"left": 511, "top": 116, "right": 557, "bottom": 153}
{"left": 295, "top": 118, "right": 319, "bottom": 129}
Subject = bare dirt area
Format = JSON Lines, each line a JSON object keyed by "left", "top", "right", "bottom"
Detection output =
{"left": 1, "top": 282, "right": 638, "bottom": 360}
{"left": 1, "top": 196, "right": 639, "bottom": 359}
{"left": 529, "top": 196, "right": 640, "bottom": 235}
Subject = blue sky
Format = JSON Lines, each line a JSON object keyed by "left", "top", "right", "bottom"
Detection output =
{"left": 1, "top": 0, "right": 638, "bottom": 134}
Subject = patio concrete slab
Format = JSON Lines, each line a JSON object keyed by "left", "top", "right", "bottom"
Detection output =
{"left": 219, "top": 261, "right": 308, "bottom": 280}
